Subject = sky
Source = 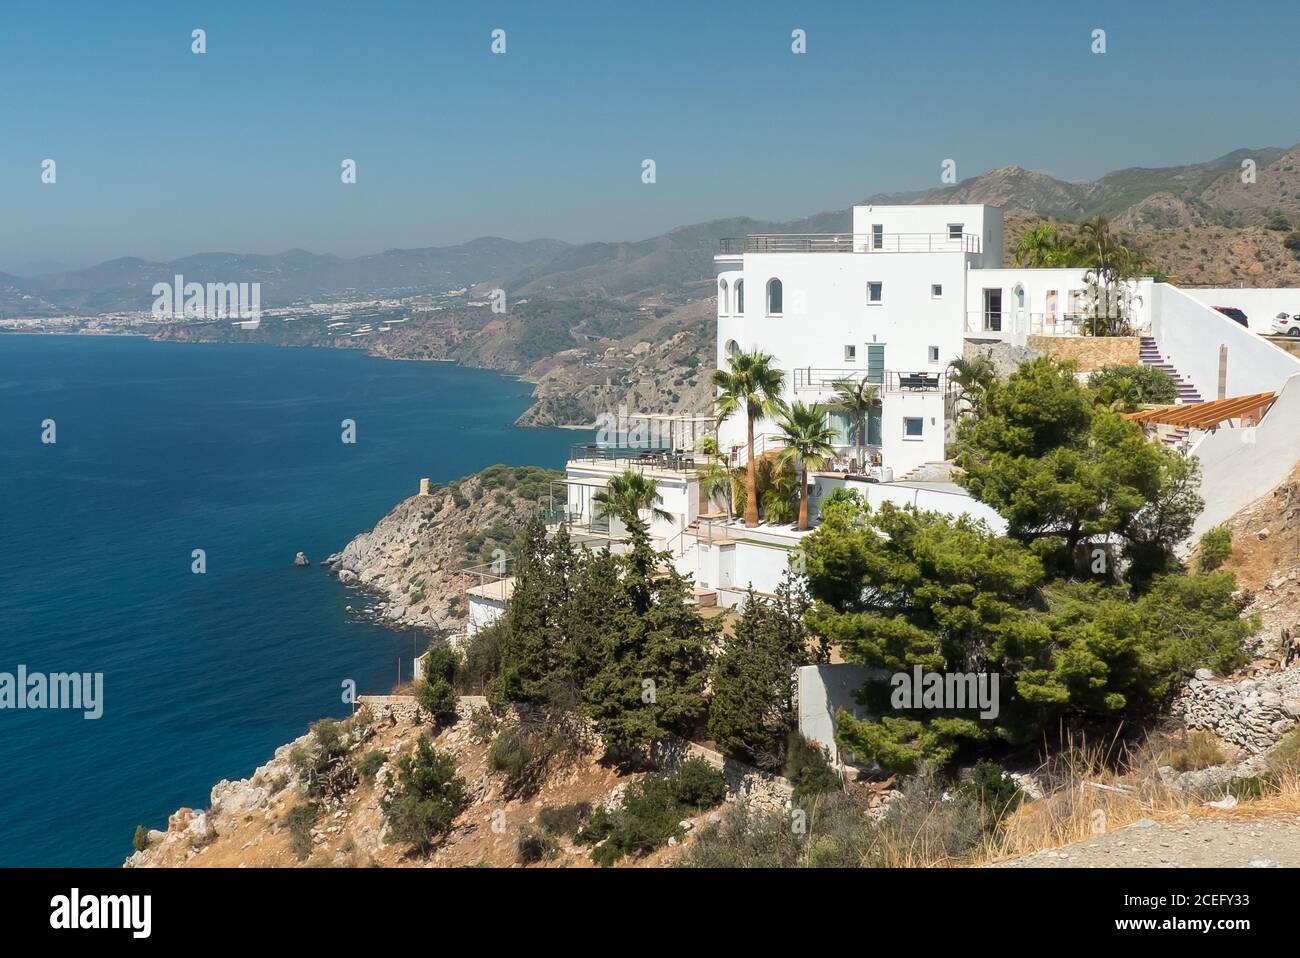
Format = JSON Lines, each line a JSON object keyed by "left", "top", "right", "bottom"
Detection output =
{"left": 1, "top": 0, "right": 1298, "bottom": 273}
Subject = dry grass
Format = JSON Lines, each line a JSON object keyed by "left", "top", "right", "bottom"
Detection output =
{"left": 977, "top": 729, "right": 1300, "bottom": 865}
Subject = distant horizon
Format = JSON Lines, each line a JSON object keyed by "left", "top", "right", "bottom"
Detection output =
{"left": 5, "top": 141, "right": 1296, "bottom": 279}
{"left": 5, "top": 0, "right": 1300, "bottom": 273}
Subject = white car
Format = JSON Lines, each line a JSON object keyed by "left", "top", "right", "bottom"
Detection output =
{"left": 1272, "top": 313, "right": 1300, "bottom": 337}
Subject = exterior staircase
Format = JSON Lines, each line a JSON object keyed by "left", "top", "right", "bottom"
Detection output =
{"left": 1138, "top": 336, "right": 1201, "bottom": 448}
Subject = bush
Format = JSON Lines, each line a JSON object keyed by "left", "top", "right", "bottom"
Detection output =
{"left": 516, "top": 827, "right": 559, "bottom": 864}
{"left": 468, "top": 706, "right": 498, "bottom": 744}
{"left": 289, "top": 718, "right": 356, "bottom": 798}
{"left": 667, "top": 758, "right": 727, "bottom": 810}
{"left": 414, "top": 644, "right": 460, "bottom": 727}
{"left": 353, "top": 749, "right": 386, "bottom": 786}
{"left": 456, "top": 621, "right": 503, "bottom": 694}
{"left": 1284, "top": 230, "right": 1300, "bottom": 253}
{"left": 1267, "top": 728, "right": 1300, "bottom": 776}
{"left": 1197, "top": 525, "right": 1233, "bottom": 573}
{"left": 783, "top": 732, "right": 842, "bottom": 806}
{"left": 1266, "top": 210, "right": 1292, "bottom": 232}
{"left": 132, "top": 825, "right": 149, "bottom": 854}
{"left": 284, "top": 802, "right": 322, "bottom": 861}
{"left": 1087, "top": 364, "right": 1178, "bottom": 409}
{"left": 578, "top": 762, "right": 730, "bottom": 866}
{"left": 381, "top": 737, "right": 469, "bottom": 853}
{"left": 538, "top": 802, "right": 592, "bottom": 837}
{"left": 680, "top": 792, "right": 872, "bottom": 868}
{"left": 488, "top": 721, "right": 584, "bottom": 798}
{"left": 1161, "top": 731, "right": 1226, "bottom": 772}
{"left": 956, "top": 760, "right": 1024, "bottom": 826}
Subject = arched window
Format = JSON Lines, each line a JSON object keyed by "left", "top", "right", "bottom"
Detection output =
{"left": 719, "top": 278, "right": 729, "bottom": 314}
{"left": 734, "top": 279, "right": 744, "bottom": 315}
{"left": 724, "top": 339, "right": 740, "bottom": 361}
{"left": 767, "top": 278, "right": 783, "bottom": 316}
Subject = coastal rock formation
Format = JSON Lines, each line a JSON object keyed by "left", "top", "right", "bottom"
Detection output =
{"left": 326, "top": 466, "right": 560, "bottom": 631}
{"left": 294, "top": 551, "right": 309, "bottom": 567}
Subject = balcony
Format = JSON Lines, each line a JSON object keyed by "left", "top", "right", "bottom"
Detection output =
{"left": 717, "top": 232, "right": 981, "bottom": 255}
{"left": 568, "top": 443, "right": 701, "bottom": 474}
{"left": 791, "top": 368, "right": 947, "bottom": 394}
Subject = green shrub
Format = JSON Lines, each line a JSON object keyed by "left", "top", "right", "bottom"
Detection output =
{"left": 1087, "top": 364, "right": 1178, "bottom": 409}
{"left": 132, "top": 825, "right": 149, "bottom": 854}
{"left": 957, "top": 760, "right": 1024, "bottom": 825}
{"left": 289, "top": 718, "right": 356, "bottom": 798}
{"left": 538, "top": 802, "right": 592, "bottom": 837}
{"left": 668, "top": 758, "right": 727, "bottom": 810}
{"left": 1197, "top": 525, "right": 1233, "bottom": 573}
{"left": 456, "top": 622, "right": 503, "bottom": 694}
{"left": 1266, "top": 210, "right": 1292, "bottom": 232}
{"left": 468, "top": 706, "right": 499, "bottom": 744}
{"left": 1284, "top": 230, "right": 1300, "bottom": 253}
{"left": 574, "top": 806, "right": 617, "bottom": 847}
{"left": 414, "top": 644, "right": 460, "bottom": 727}
{"left": 284, "top": 802, "right": 323, "bottom": 861}
{"left": 784, "top": 732, "right": 842, "bottom": 806}
{"left": 516, "top": 827, "right": 559, "bottom": 864}
{"left": 381, "top": 737, "right": 469, "bottom": 853}
{"left": 353, "top": 749, "right": 386, "bottom": 786}
{"left": 487, "top": 721, "right": 583, "bottom": 798}
{"left": 1267, "top": 728, "right": 1300, "bottom": 776}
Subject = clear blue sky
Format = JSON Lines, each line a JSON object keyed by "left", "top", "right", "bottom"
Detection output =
{"left": 2, "top": 0, "right": 1297, "bottom": 273}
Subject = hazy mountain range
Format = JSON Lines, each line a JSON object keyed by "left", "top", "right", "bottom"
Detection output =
{"left": 5, "top": 145, "right": 1299, "bottom": 318}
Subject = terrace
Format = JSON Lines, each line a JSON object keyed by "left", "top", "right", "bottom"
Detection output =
{"left": 717, "top": 232, "right": 981, "bottom": 255}
{"left": 791, "top": 367, "right": 947, "bottom": 394}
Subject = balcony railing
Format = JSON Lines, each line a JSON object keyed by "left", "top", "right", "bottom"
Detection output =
{"left": 568, "top": 443, "right": 700, "bottom": 473}
{"left": 791, "top": 368, "right": 947, "bottom": 394}
{"left": 718, "top": 232, "right": 981, "bottom": 255}
{"left": 964, "top": 310, "right": 1144, "bottom": 337}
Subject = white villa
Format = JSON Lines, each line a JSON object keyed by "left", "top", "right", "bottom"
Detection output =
{"left": 466, "top": 201, "right": 1300, "bottom": 630}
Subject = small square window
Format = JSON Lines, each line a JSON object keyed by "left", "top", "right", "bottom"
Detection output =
{"left": 903, "top": 417, "right": 924, "bottom": 439}
{"left": 867, "top": 282, "right": 883, "bottom": 304}
{"left": 947, "top": 223, "right": 963, "bottom": 241}
{"left": 931, "top": 284, "right": 943, "bottom": 299}
{"left": 844, "top": 345, "right": 857, "bottom": 362}
{"left": 928, "top": 346, "right": 940, "bottom": 363}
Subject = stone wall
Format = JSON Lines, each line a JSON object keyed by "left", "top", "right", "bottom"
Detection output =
{"left": 1175, "top": 668, "right": 1300, "bottom": 753}
{"left": 650, "top": 735, "right": 795, "bottom": 813}
{"left": 1026, "top": 335, "right": 1139, "bottom": 372}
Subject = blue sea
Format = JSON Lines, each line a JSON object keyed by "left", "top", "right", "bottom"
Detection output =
{"left": 0, "top": 335, "right": 577, "bottom": 867}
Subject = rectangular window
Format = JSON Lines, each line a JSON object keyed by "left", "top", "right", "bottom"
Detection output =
{"left": 867, "top": 282, "right": 883, "bottom": 304}
{"left": 928, "top": 346, "right": 940, "bottom": 363}
{"left": 866, "top": 344, "right": 885, "bottom": 384}
{"left": 903, "top": 417, "right": 924, "bottom": 439}
{"left": 931, "top": 284, "right": 943, "bottom": 299}
{"left": 825, "top": 410, "right": 853, "bottom": 446}
{"left": 871, "top": 224, "right": 883, "bottom": 249}
{"left": 947, "top": 223, "right": 963, "bottom": 241}
{"left": 844, "top": 344, "right": 856, "bottom": 362}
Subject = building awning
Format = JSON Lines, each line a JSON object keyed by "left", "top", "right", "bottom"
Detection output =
{"left": 1123, "top": 392, "right": 1277, "bottom": 429}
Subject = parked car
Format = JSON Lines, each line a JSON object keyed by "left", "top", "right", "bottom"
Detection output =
{"left": 1272, "top": 312, "right": 1300, "bottom": 337}
{"left": 1214, "top": 306, "right": 1249, "bottom": 327}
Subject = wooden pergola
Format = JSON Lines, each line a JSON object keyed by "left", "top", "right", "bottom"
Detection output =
{"left": 1123, "top": 391, "right": 1278, "bottom": 430}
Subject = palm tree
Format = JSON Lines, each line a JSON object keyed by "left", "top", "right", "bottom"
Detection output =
{"left": 775, "top": 402, "right": 837, "bottom": 531}
{"left": 827, "top": 377, "right": 880, "bottom": 471}
{"left": 695, "top": 435, "right": 734, "bottom": 518}
{"left": 946, "top": 355, "right": 996, "bottom": 417}
{"left": 713, "top": 350, "right": 787, "bottom": 527}
{"left": 593, "top": 467, "right": 671, "bottom": 535}
{"left": 1013, "top": 222, "right": 1078, "bottom": 268}
{"left": 1076, "top": 217, "right": 1145, "bottom": 335}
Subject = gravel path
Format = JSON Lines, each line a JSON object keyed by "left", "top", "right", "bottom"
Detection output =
{"left": 993, "top": 815, "right": 1300, "bottom": 867}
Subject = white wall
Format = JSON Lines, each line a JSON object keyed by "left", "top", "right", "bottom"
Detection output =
{"left": 797, "top": 664, "right": 880, "bottom": 765}
{"left": 812, "top": 475, "right": 1008, "bottom": 534}
{"left": 1188, "top": 372, "right": 1300, "bottom": 538}
{"left": 851, "top": 204, "right": 1002, "bottom": 267}
{"left": 1150, "top": 283, "right": 1300, "bottom": 400}
{"left": 1182, "top": 287, "right": 1300, "bottom": 333}
{"left": 965, "top": 268, "right": 1153, "bottom": 343}
{"left": 717, "top": 248, "right": 968, "bottom": 477}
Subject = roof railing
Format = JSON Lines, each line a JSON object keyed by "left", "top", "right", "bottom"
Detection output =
{"left": 718, "top": 232, "right": 981, "bottom": 255}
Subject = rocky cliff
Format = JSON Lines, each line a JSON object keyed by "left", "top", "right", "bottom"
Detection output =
{"left": 326, "top": 466, "right": 560, "bottom": 631}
